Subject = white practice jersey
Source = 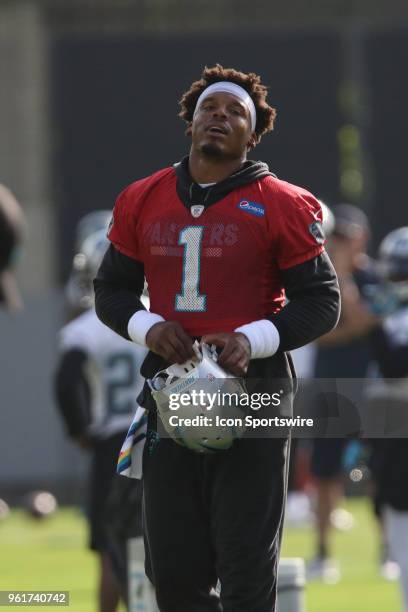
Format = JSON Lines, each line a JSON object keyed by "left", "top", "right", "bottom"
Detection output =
{"left": 383, "top": 305, "right": 408, "bottom": 347}
{"left": 291, "top": 343, "right": 317, "bottom": 379}
{"left": 59, "top": 308, "right": 148, "bottom": 439}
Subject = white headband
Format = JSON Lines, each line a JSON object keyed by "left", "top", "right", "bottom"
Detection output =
{"left": 193, "top": 81, "right": 257, "bottom": 132}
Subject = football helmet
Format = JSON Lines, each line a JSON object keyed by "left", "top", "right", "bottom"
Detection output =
{"left": 66, "top": 219, "right": 150, "bottom": 312}
{"left": 66, "top": 228, "right": 110, "bottom": 310}
{"left": 318, "top": 200, "right": 335, "bottom": 238}
{"left": 148, "top": 342, "right": 248, "bottom": 453}
{"left": 364, "top": 227, "right": 408, "bottom": 316}
{"left": 379, "top": 227, "right": 408, "bottom": 281}
{"left": 378, "top": 227, "right": 408, "bottom": 305}
{"left": 65, "top": 210, "right": 112, "bottom": 311}
{"left": 73, "top": 228, "right": 110, "bottom": 280}
{"left": 74, "top": 210, "right": 112, "bottom": 252}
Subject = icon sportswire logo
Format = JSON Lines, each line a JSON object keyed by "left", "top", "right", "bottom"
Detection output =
{"left": 237, "top": 200, "right": 265, "bottom": 217}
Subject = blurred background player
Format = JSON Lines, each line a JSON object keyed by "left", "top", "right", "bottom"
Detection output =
{"left": 0, "top": 183, "right": 25, "bottom": 312}
{"left": 0, "top": 183, "right": 25, "bottom": 524}
{"left": 64, "top": 210, "right": 113, "bottom": 320}
{"left": 55, "top": 213, "right": 148, "bottom": 612}
{"left": 307, "top": 204, "right": 379, "bottom": 582}
{"left": 367, "top": 227, "right": 408, "bottom": 607}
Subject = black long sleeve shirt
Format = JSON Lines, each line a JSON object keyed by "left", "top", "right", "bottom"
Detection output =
{"left": 95, "top": 244, "right": 340, "bottom": 354}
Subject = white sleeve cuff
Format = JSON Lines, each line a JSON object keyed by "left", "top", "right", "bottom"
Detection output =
{"left": 127, "top": 310, "right": 165, "bottom": 347}
{"left": 235, "top": 319, "right": 280, "bottom": 359}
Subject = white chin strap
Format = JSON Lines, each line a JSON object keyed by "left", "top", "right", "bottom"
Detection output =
{"left": 193, "top": 81, "right": 257, "bottom": 132}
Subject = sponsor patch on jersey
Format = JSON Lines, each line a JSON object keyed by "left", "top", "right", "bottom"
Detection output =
{"left": 309, "top": 221, "right": 325, "bottom": 244}
{"left": 237, "top": 200, "right": 265, "bottom": 217}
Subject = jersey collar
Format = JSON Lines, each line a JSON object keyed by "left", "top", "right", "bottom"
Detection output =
{"left": 173, "top": 156, "right": 274, "bottom": 211}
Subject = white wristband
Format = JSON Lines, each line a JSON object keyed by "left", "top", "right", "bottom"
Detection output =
{"left": 127, "top": 310, "right": 165, "bottom": 347}
{"left": 235, "top": 319, "right": 280, "bottom": 359}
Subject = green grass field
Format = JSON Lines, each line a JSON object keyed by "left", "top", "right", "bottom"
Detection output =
{"left": 281, "top": 498, "right": 401, "bottom": 611}
{"left": 0, "top": 499, "right": 402, "bottom": 611}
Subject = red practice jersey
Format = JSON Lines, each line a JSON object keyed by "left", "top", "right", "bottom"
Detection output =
{"left": 108, "top": 168, "right": 324, "bottom": 336}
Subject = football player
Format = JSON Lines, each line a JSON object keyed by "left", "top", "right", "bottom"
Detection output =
{"left": 0, "top": 183, "right": 25, "bottom": 311}
{"left": 55, "top": 222, "right": 148, "bottom": 612}
{"left": 94, "top": 65, "right": 340, "bottom": 611}
{"left": 368, "top": 227, "right": 408, "bottom": 607}
{"left": 307, "top": 204, "right": 379, "bottom": 583}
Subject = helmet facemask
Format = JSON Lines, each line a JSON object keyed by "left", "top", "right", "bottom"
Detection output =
{"left": 148, "top": 342, "right": 248, "bottom": 453}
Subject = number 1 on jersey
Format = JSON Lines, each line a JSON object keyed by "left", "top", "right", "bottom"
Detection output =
{"left": 175, "top": 226, "right": 206, "bottom": 312}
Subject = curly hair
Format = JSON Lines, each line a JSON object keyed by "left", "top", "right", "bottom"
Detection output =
{"left": 179, "top": 64, "right": 276, "bottom": 144}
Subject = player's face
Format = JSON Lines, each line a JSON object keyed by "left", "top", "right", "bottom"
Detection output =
{"left": 190, "top": 92, "right": 255, "bottom": 160}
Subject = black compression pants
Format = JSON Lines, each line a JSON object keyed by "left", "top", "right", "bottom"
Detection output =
{"left": 142, "top": 435, "right": 289, "bottom": 612}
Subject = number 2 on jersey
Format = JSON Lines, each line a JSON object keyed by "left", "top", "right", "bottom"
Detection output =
{"left": 175, "top": 226, "right": 206, "bottom": 312}
{"left": 105, "top": 353, "right": 135, "bottom": 417}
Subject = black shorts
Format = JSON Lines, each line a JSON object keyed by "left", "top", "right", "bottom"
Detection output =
{"left": 104, "top": 475, "right": 144, "bottom": 599}
{"left": 88, "top": 432, "right": 127, "bottom": 551}
{"left": 311, "top": 438, "right": 347, "bottom": 479}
